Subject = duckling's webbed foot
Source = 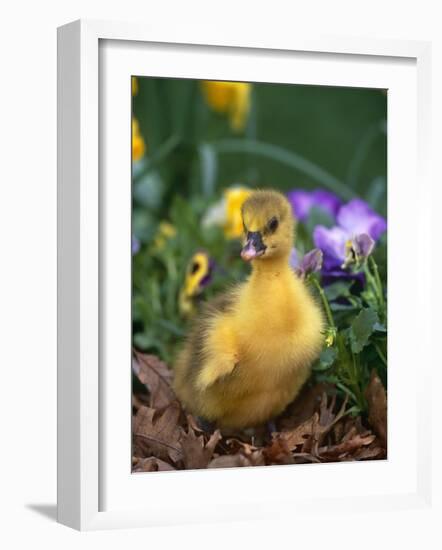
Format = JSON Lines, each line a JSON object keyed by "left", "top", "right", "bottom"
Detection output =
{"left": 266, "top": 420, "right": 277, "bottom": 437}
{"left": 196, "top": 416, "right": 216, "bottom": 433}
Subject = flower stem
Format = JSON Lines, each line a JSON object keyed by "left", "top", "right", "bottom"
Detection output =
{"left": 374, "top": 341, "right": 387, "bottom": 368}
{"left": 310, "top": 276, "right": 335, "bottom": 329}
{"left": 369, "top": 256, "right": 384, "bottom": 308}
{"left": 365, "top": 256, "right": 385, "bottom": 320}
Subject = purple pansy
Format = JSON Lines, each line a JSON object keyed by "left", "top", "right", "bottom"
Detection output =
{"left": 342, "top": 233, "right": 375, "bottom": 270}
{"left": 337, "top": 199, "right": 387, "bottom": 241}
{"left": 132, "top": 236, "right": 140, "bottom": 255}
{"left": 287, "top": 189, "right": 342, "bottom": 223}
{"left": 290, "top": 247, "right": 323, "bottom": 279}
{"left": 313, "top": 226, "right": 348, "bottom": 271}
{"left": 313, "top": 198, "right": 386, "bottom": 275}
{"left": 351, "top": 233, "right": 375, "bottom": 261}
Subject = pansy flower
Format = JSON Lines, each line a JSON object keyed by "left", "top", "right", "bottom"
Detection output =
{"left": 179, "top": 251, "right": 216, "bottom": 316}
{"left": 313, "top": 198, "right": 386, "bottom": 274}
{"left": 201, "top": 81, "right": 251, "bottom": 132}
{"left": 337, "top": 199, "right": 387, "bottom": 241}
{"left": 132, "top": 76, "right": 139, "bottom": 96}
{"left": 202, "top": 186, "right": 252, "bottom": 239}
{"left": 287, "top": 189, "right": 342, "bottom": 223}
{"left": 132, "top": 236, "right": 140, "bottom": 255}
{"left": 342, "top": 233, "right": 375, "bottom": 269}
{"left": 132, "top": 118, "right": 146, "bottom": 162}
{"left": 290, "top": 248, "right": 323, "bottom": 279}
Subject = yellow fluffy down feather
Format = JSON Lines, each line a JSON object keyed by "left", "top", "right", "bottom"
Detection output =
{"left": 173, "top": 190, "right": 324, "bottom": 429}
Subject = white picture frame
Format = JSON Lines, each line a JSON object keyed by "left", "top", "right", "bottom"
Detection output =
{"left": 57, "top": 19, "right": 433, "bottom": 531}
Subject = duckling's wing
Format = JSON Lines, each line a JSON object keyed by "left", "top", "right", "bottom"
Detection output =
{"left": 178, "top": 285, "right": 241, "bottom": 389}
{"left": 199, "top": 285, "right": 239, "bottom": 321}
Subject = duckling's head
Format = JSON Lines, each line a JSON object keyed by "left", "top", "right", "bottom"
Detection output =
{"left": 240, "top": 190, "right": 295, "bottom": 263}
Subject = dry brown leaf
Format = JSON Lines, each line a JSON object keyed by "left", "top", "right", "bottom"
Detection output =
{"left": 319, "top": 392, "right": 337, "bottom": 427}
{"left": 279, "top": 382, "right": 333, "bottom": 430}
{"left": 225, "top": 438, "right": 266, "bottom": 465}
{"left": 353, "top": 444, "right": 386, "bottom": 460}
{"left": 262, "top": 437, "right": 294, "bottom": 465}
{"left": 225, "top": 438, "right": 258, "bottom": 455}
{"left": 291, "top": 452, "right": 321, "bottom": 464}
{"left": 333, "top": 419, "right": 345, "bottom": 443}
{"left": 365, "top": 370, "right": 387, "bottom": 448}
{"left": 275, "top": 413, "right": 318, "bottom": 452}
{"left": 180, "top": 425, "right": 222, "bottom": 469}
{"left": 133, "top": 351, "right": 175, "bottom": 408}
{"left": 132, "top": 456, "right": 176, "bottom": 472}
{"left": 309, "top": 393, "right": 349, "bottom": 455}
{"left": 132, "top": 394, "right": 150, "bottom": 410}
{"left": 131, "top": 353, "right": 387, "bottom": 470}
{"left": 353, "top": 415, "right": 371, "bottom": 436}
{"left": 267, "top": 393, "right": 350, "bottom": 461}
{"left": 319, "top": 433, "right": 376, "bottom": 460}
{"left": 341, "top": 425, "right": 358, "bottom": 443}
{"left": 186, "top": 414, "right": 206, "bottom": 433}
{"left": 209, "top": 451, "right": 265, "bottom": 468}
{"left": 133, "top": 402, "right": 182, "bottom": 462}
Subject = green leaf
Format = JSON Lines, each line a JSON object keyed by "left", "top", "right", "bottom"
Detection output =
{"left": 132, "top": 158, "right": 148, "bottom": 179}
{"left": 324, "top": 281, "right": 353, "bottom": 301}
{"left": 335, "top": 382, "right": 360, "bottom": 406}
{"left": 198, "top": 143, "right": 218, "bottom": 197}
{"left": 314, "top": 373, "right": 340, "bottom": 385}
{"left": 157, "top": 318, "right": 186, "bottom": 337}
{"left": 212, "top": 138, "right": 356, "bottom": 199}
{"left": 314, "top": 347, "right": 337, "bottom": 371}
{"left": 132, "top": 210, "right": 156, "bottom": 242}
{"left": 349, "top": 307, "right": 379, "bottom": 353}
{"left": 330, "top": 302, "right": 357, "bottom": 312}
{"left": 137, "top": 79, "right": 170, "bottom": 152}
{"left": 133, "top": 171, "right": 165, "bottom": 209}
{"left": 346, "top": 405, "right": 363, "bottom": 417}
{"left": 165, "top": 79, "right": 197, "bottom": 140}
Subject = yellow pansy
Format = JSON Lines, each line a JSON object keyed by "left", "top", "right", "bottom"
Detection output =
{"left": 179, "top": 251, "right": 213, "bottom": 316}
{"left": 202, "top": 186, "right": 252, "bottom": 239}
{"left": 201, "top": 81, "right": 251, "bottom": 132}
{"left": 224, "top": 187, "right": 252, "bottom": 239}
{"left": 132, "top": 76, "right": 139, "bottom": 96}
{"left": 132, "top": 118, "right": 145, "bottom": 162}
{"left": 153, "top": 221, "right": 177, "bottom": 251}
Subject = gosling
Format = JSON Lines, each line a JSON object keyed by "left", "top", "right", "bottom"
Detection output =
{"left": 173, "top": 189, "right": 324, "bottom": 430}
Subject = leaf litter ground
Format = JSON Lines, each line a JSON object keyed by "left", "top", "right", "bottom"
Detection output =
{"left": 132, "top": 350, "right": 387, "bottom": 472}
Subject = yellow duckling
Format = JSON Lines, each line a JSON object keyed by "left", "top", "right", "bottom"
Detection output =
{"left": 173, "top": 190, "right": 324, "bottom": 430}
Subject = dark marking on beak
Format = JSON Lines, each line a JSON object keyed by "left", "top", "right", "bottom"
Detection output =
{"left": 241, "top": 231, "right": 267, "bottom": 261}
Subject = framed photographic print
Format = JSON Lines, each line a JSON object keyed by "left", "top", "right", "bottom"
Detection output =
{"left": 57, "top": 19, "right": 432, "bottom": 530}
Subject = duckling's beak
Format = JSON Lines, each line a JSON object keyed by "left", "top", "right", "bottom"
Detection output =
{"left": 241, "top": 231, "right": 267, "bottom": 262}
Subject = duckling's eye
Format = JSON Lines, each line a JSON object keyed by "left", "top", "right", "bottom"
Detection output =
{"left": 268, "top": 217, "right": 279, "bottom": 233}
